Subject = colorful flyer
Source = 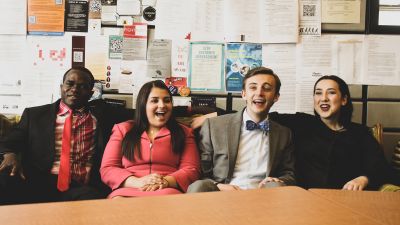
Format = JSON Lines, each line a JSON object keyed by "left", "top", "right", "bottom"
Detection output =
{"left": 28, "top": 0, "right": 65, "bottom": 35}
{"left": 225, "top": 43, "right": 262, "bottom": 92}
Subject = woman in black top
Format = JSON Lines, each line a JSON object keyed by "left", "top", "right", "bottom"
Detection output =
{"left": 270, "top": 75, "right": 396, "bottom": 190}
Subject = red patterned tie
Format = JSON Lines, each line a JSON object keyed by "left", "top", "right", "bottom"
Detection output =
{"left": 57, "top": 110, "right": 72, "bottom": 192}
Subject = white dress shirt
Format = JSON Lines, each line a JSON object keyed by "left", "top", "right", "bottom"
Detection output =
{"left": 229, "top": 109, "right": 270, "bottom": 189}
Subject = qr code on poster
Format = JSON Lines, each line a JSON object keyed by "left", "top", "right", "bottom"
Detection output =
{"left": 73, "top": 51, "right": 84, "bottom": 63}
{"left": 303, "top": 5, "right": 316, "bottom": 16}
{"left": 110, "top": 38, "right": 123, "bottom": 52}
{"left": 90, "top": 0, "right": 101, "bottom": 12}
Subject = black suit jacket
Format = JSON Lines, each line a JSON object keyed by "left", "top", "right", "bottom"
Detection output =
{"left": 0, "top": 99, "right": 133, "bottom": 194}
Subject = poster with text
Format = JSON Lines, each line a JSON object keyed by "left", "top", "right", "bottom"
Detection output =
{"left": 225, "top": 43, "right": 262, "bottom": 92}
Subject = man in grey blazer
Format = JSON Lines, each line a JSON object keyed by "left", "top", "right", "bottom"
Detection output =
{"left": 188, "top": 67, "right": 295, "bottom": 192}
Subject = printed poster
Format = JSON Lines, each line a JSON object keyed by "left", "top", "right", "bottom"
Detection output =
{"left": 146, "top": 39, "right": 172, "bottom": 78}
{"left": 299, "top": 0, "right": 321, "bottom": 36}
{"left": 226, "top": 43, "right": 262, "bottom": 92}
{"left": 28, "top": 0, "right": 65, "bottom": 35}
{"left": 109, "top": 35, "right": 123, "bottom": 59}
{"left": 189, "top": 42, "right": 224, "bottom": 92}
{"left": 122, "top": 23, "right": 147, "bottom": 60}
{"left": 65, "top": 0, "right": 89, "bottom": 32}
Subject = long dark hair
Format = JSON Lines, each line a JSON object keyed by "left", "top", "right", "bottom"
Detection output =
{"left": 122, "top": 80, "right": 186, "bottom": 161}
{"left": 313, "top": 75, "right": 353, "bottom": 127}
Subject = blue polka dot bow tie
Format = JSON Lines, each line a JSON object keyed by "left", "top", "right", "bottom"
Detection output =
{"left": 246, "top": 120, "right": 270, "bottom": 132}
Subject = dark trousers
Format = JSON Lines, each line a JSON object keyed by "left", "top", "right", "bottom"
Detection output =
{"left": 0, "top": 171, "right": 106, "bottom": 205}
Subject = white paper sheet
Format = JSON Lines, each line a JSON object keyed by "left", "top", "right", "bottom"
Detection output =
{"left": 25, "top": 35, "right": 71, "bottom": 108}
{"left": 191, "top": 0, "right": 225, "bottom": 42}
{"left": 259, "top": 0, "right": 299, "bottom": 43}
{"left": 101, "top": 5, "right": 117, "bottom": 24}
{"left": 171, "top": 39, "right": 190, "bottom": 77}
{"left": 156, "top": 0, "right": 299, "bottom": 43}
{"left": 0, "top": 35, "right": 27, "bottom": 114}
{"left": 88, "top": 19, "right": 102, "bottom": 35}
{"left": 223, "top": 0, "right": 260, "bottom": 42}
{"left": 331, "top": 34, "right": 365, "bottom": 84}
{"left": 118, "top": 60, "right": 136, "bottom": 94}
{"left": 146, "top": 39, "right": 172, "bottom": 78}
{"left": 117, "top": 0, "right": 140, "bottom": 15}
{"left": 362, "top": 35, "right": 400, "bottom": 85}
{"left": 102, "top": 27, "right": 123, "bottom": 36}
{"left": 0, "top": 35, "right": 26, "bottom": 95}
{"left": 122, "top": 38, "right": 147, "bottom": 61}
{"left": 296, "top": 35, "right": 334, "bottom": 114}
{"left": 263, "top": 44, "right": 297, "bottom": 113}
{"left": 123, "top": 60, "right": 155, "bottom": 106}
{"left": 155, "top": 0, "right": 192, "bottom": 40}
{"left": 0, "top": 0, "right": 27, "bottom": 34}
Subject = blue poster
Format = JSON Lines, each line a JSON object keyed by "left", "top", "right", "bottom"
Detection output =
{"left": 225, "top": 43, "right": 262, "bottom": 92}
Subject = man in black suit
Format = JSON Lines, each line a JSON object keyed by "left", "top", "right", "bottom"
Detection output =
{"left": 0, "top": 67, "right": 133, "bottom": 204}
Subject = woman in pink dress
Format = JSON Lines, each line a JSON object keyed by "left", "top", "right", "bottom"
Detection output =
{"left": 100, "top": 80, "right": 200, "bottom": 198}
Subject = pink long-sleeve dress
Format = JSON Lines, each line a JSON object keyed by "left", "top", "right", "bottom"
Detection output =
{"left": 100, "top": 121, "right": 200, "bottom": 198}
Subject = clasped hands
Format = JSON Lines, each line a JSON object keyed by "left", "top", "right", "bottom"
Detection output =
{"left": 140, "top": 173, "right": 169, "bottom": 191}
{"left": 124, "top": 173, "right": 169, "bottom": 192}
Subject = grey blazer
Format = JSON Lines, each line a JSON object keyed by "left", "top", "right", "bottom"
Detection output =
{"left": 198, "top": 109, "right": 295, "bottom": 185}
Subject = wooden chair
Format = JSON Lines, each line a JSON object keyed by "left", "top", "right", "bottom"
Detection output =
{"left": 0, "top": 114, "right": 17, "bottom": 139}
{"left": 392, "top": 140, "right": 400, "bottom": 172}
{"left": 370, "top": 123, "right": 400, "bottom": 192}
{"left": 370, "top": 123, "right": 383, "bottom": 146}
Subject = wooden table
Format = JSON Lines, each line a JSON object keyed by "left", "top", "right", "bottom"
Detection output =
{"left": 0, "top": 186, "right": 382, "bottom": 225}
{"left": 309, "top": 188, "right": 400, "bottom": 225}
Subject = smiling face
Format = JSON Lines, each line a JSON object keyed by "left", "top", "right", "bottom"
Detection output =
{"left": 242, "top": 74, "right": 279, "bottom": 122}
{"left": 146, "top": 87, "right": 173, "bottom": 131}
{"left": 313, "top": 79, "right": 348, "bottom": 124}
{"left": 60, "top": 70, "right": 93, "bottom": 109}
